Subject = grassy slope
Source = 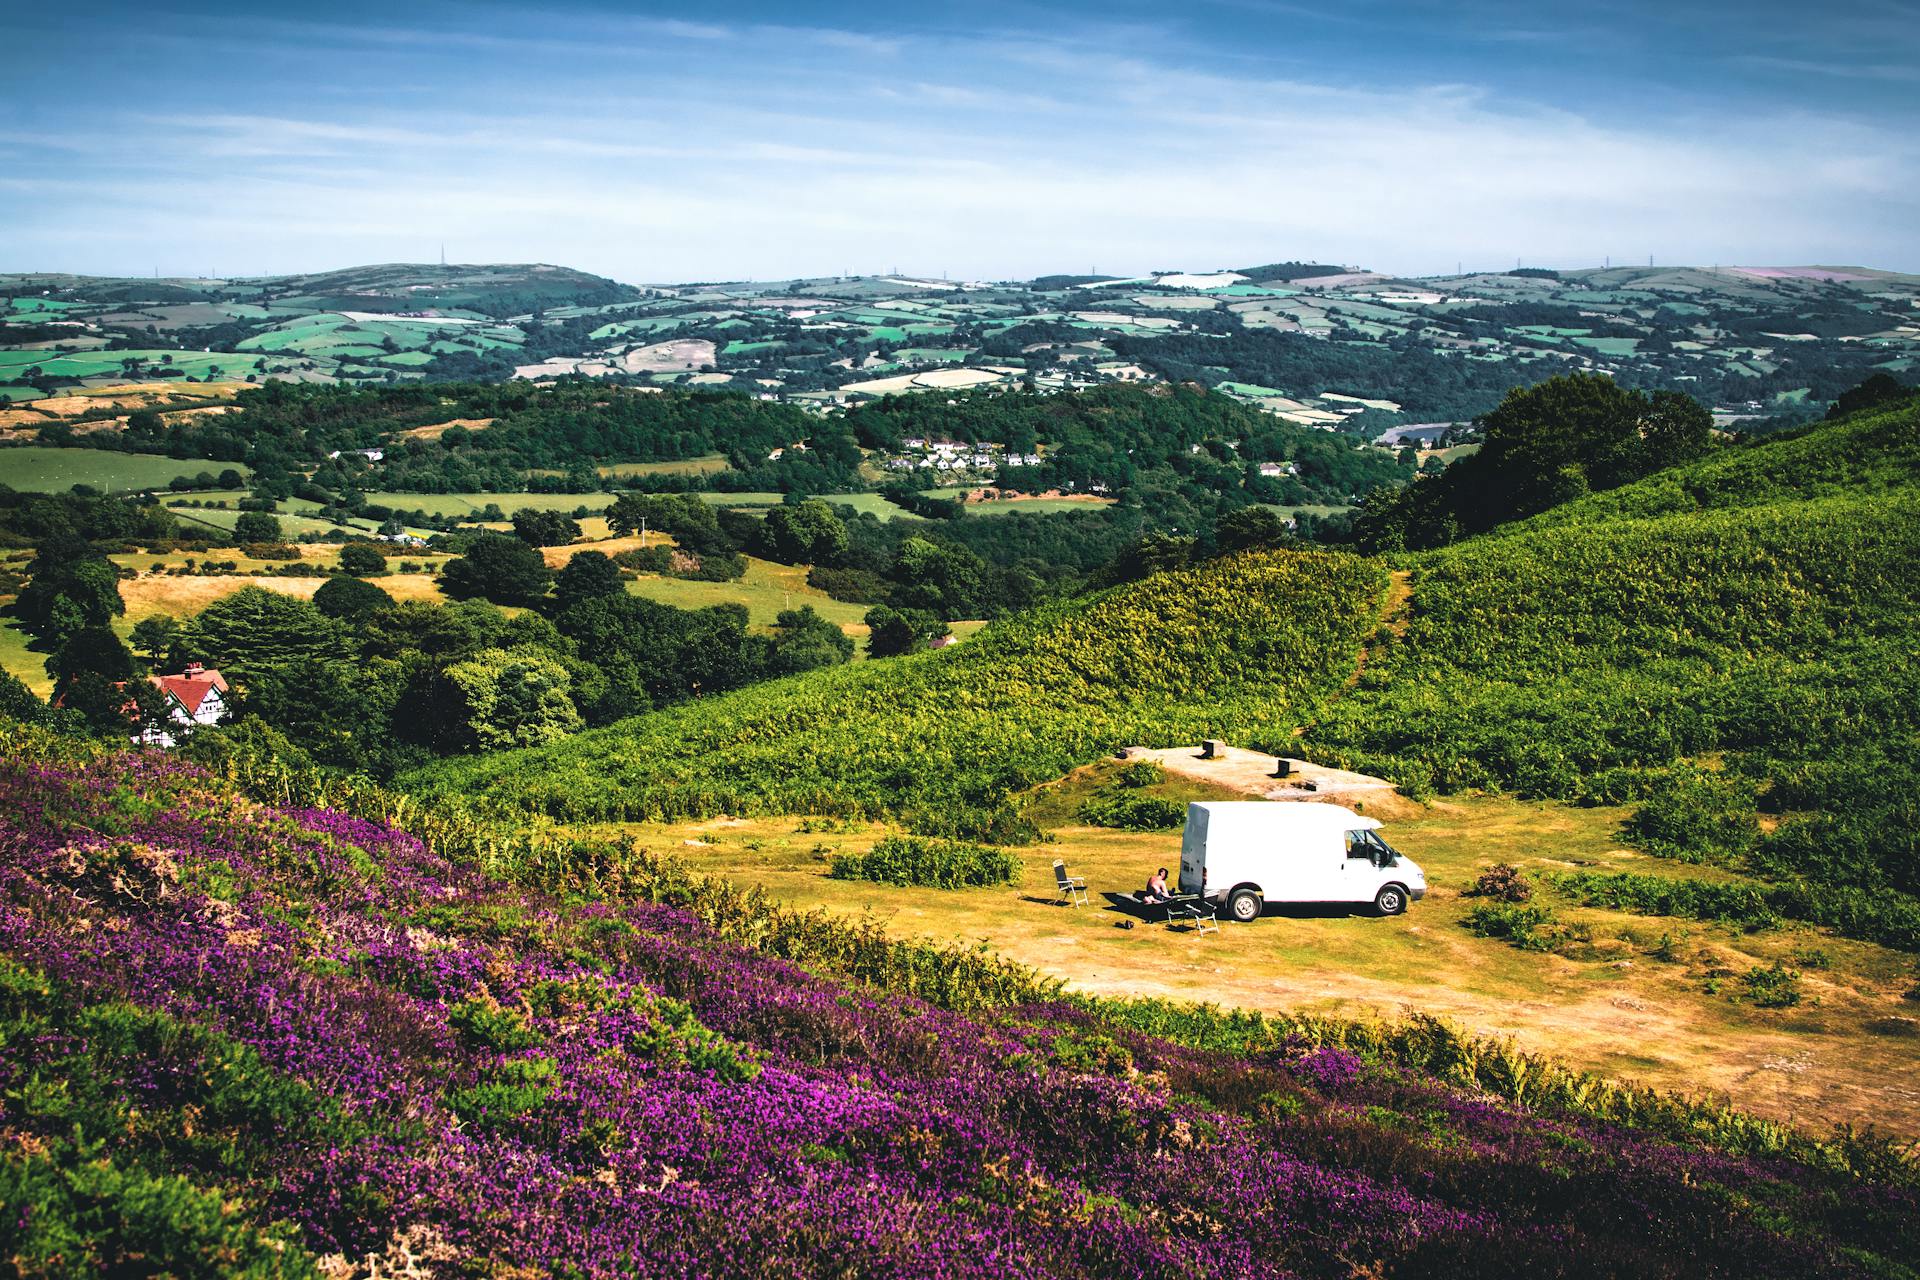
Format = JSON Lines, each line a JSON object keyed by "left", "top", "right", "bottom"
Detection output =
{"left": 1303, "top": 400, "right": 1920, "bottom": 796}
{"left": 404, "top": 549, "right": 1389, "bottom": 832}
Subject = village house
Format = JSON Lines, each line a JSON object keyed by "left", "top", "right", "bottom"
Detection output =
{"left": 1257, "top": 461, "right": 1297, "bottom": 478}
{"left": 136, "top": 663, "right": 230, "bottom": 748}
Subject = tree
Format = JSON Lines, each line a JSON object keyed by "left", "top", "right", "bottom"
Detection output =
{"left": 313, "top": 575, "right": 396, "bottom": 622}
{"left": 553, "top": 551, "right": 625, "bottom": 612}
{"left": 0, "top": 669, "right": 48, "bottom": 724}
{"left": 233, "top": 511, "right": 283, "bottom": 544}
{"left": 440, "top": 646, "right": 582, "bottom": 751}
{"left": 170, "top": 587, "right": 350, "bottom": 683}
{"left": 864, "top": 604, "right": 949, "bottom": 658}
{"left": 129, "top": 615, "right": 178, "bottom": 661}
{"left": 761, "top": 606, "right": 854, "bottom": 676}
{"left": 16, "top": 542, "right": 125, "bottom": 641}
{"left": 1827, "top": 372, "right": 1911, "bottom": 420}
{"left": 606, "top": 492, "right": 732, "bottom": 556}
{"left": 338, "top": 542, "right": 388, "bottom": 577}
{"left": 1355, "top": 373, "right": 1713, "bottom": 551}
{"left": 47, "top": 625, "right": 133, "bottom": 689}
{"left": 762, "top": 499, "right": 848, "bottom": 565}
{"left": 1214, "top": 506, "right": 1294, "bottom": 553}
{"left": 511, "top": 509, "right": 581, "bottom": 547}
{"left": 439, "top": 534, "right": 554, "bottom": 606}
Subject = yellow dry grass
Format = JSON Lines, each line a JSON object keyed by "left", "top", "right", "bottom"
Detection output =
{"left": 607, "top": 780, "right": 1920, "bottom": 1141}
{"left": 400, "top": 417, "right": 495, "bottom": 441}
{"left": 118, "top": 574, "right": 323, "bottom": 618}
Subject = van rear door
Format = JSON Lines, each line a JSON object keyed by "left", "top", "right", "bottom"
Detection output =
{"left": 1178, "top": 804, "right": 1208, "bottom": 895}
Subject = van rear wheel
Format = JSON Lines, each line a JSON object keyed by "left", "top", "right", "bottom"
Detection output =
{"left": 1374, "top": 885, "right": 1408, "bottom": 916}
{"left": 1226, "top": 890, "right": 1263, "bottom": 923}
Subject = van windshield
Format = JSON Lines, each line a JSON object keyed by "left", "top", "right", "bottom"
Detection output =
{"left": 1345, "top": 830, "right": 1398, "bottom": 865}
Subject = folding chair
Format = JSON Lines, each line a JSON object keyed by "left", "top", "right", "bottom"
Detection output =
{"left": 1052, "top": 859, "right": 1088, "bottom": 907}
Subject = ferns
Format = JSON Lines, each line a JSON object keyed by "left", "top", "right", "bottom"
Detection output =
{"left": 404, "top": 549, "right": 1388, "bottom": 835}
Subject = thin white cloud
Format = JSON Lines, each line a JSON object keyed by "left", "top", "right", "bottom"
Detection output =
{"left": 3, "top": 7, "right": 1916, "bottom": 279}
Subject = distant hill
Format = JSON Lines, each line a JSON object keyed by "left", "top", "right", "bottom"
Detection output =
{"left": 4, "top": 258, "right": 1916, "bottom": 427}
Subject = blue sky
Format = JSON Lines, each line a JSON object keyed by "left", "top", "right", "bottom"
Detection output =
{"left": 3, "top": 1, "right": 1916, "bottom": 281}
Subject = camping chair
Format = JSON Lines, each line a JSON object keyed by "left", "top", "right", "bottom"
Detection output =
{"left": 1052, "top": 860, "right": 1088, "bottom": 907}
{"left": 1165, "top": 897, "right": 1219, "bottom": 935}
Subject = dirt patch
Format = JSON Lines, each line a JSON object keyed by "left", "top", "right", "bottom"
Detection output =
{"left": 1131, "top": 743, "right": 1423, "bottom": 821}
{"left": 400, "top": 417, "right": 494, "bottom": 441}
{"left": 620, "top": 339, "right": 716, "bottom": 375}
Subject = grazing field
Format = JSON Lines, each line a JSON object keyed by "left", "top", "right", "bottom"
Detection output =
{"left": 1, "top": 446, "right": 248, "bottom": 493}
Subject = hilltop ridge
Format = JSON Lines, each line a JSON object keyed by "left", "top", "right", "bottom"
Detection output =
{"left": 5, "top": 258, "right": 1915, "bottom": 425}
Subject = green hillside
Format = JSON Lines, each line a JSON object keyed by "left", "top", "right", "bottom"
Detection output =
{"left": 1303, "top": 396, "right": 1920, "bottom": 943}
{"left": 404, "top": 549, "right": 1387, "bottom": 836}
{"left": 1515, "top": 393, "right": 1920, "bottom": 527}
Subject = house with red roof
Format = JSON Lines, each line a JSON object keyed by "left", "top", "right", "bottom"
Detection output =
{"left": 138, "top": 663, "right": 230, "bottom": 747}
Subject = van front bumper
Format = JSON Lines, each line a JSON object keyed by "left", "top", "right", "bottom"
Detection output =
{"left": 1409, "top": 886, "right": 1426, "bottom": 901}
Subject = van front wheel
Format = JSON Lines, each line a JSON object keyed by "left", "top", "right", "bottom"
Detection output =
{"left": 1374, "top": 885, "right": 1408, "bottom": 916}
{"left": 1226, "top": 890, "right": 1263, "bottom": 923}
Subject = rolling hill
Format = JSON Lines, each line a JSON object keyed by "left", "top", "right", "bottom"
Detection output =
{"left": 403, "top": 548, "right": 1388, "bottom": 836}
{"left": 408, "top": 394, "right": 1920, "bottom": 939}
{"left": 5, "top": 261, "right": 1915, "bottom": 431}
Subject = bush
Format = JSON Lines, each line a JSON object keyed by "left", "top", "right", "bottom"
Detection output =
{"left": 613, "top": 545, "right": 672, "bottom": 574}
{"left": 1079, "top": 792, "right": 1187, "bottom": 831}
{"left": 1115, "top": 761, "right": 1165, "bottom": 787}
{"left": 1462, "top": 902, "right": 1556, "bottom": 951}
{"left": 231, "top": 511, "right": 281, "bottom": 543}
{"left": 338, "top": 542, "right": 387, "bottom": 577}
{"left": 828, "top": 836, "right": 1022, "bottom": 889}
{"left": 1741, "top": 962, "right": 1804, "bottom": 1008}
{"left": 1465, "top": 863, "right": 1532, "bottom": 903}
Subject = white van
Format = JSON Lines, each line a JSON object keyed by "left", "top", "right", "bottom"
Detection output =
{"left": 1176, "top": 801, "right": 1425, "bottom": 923}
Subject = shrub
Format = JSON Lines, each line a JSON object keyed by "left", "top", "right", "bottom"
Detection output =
{"left": 338, "top": 542, "right": 387, "bottom": 577}
{"left": 1465, "top": 863, "right": 1532, "bottom": 903}
{"left": 1115, "top": 761, "right": 1165, "bottom": 787}
{"left": 828, "top": 835, "right": 1022, "bottom": 889}
{"left": 1079, "top": 792, "right": 1187, "bottom": 831}
{"left": 1462, "top": 902, "right": 1556, "bottom": 951}
{"left": 1742, "top": 963, "right": 1804, "bottom": 1008}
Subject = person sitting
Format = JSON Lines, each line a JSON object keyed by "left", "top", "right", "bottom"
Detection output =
{"left": 1140, "top": 867, "right": 1173, "bottom": 904}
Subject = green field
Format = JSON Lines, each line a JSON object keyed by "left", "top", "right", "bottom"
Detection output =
{"left": 0, "top": 349, "right": 264, "bottom": 380}
{"left": 0, "top": 385, "right": 48, "bottom": 402}
{"left": 597, "top": 455, "right": 732, "bottom": 478}
{"left": 1, "top": 447, "right": 251, "bottom": 493}
{"left": 626, "top": 556, "right": 871, "bottom": 629}
{"left": 364, "top": 491, "right": 618, "bottom": 517}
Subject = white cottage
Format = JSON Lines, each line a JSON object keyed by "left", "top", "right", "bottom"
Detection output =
{"left": 137, "top": 663, "right": 230, "bottom": 747}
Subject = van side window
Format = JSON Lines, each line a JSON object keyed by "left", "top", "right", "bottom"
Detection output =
{"left": 1344, "top": 830, "right": 1370, "bottom": 857}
